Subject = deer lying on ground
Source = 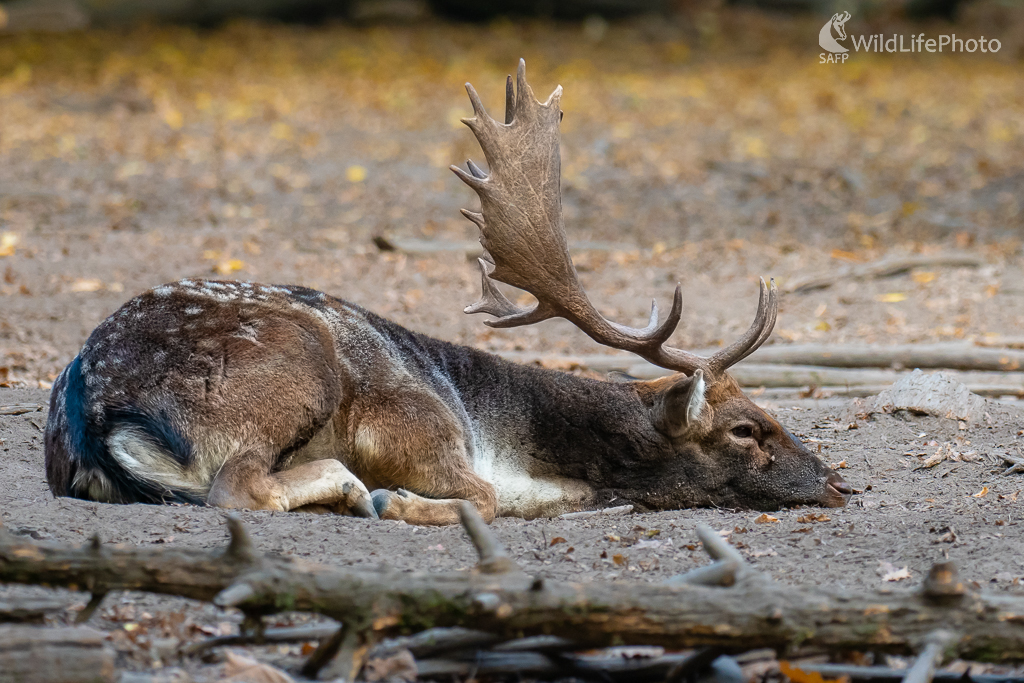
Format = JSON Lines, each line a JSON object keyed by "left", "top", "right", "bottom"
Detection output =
{"left": 45, "top": 61, "right": 852, "bottom": 525}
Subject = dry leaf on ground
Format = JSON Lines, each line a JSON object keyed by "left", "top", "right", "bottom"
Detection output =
{"left": 879, "top": 561, "right": 912, "bottom": 582}
{"left": 222, "top": 650, "right": 295, "bottom": 683}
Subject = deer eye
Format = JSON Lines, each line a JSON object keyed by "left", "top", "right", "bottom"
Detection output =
{"left": 731, "top": 425, "right": 754, "bottom": 439}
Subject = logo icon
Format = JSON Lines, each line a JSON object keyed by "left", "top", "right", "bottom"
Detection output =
{"left": 819, "top": 11, "right": 851, "bottom": 53}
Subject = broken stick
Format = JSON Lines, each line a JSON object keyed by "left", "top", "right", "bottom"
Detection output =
{"left": 1, "top": 517, "right": 1021, "bottom": 660}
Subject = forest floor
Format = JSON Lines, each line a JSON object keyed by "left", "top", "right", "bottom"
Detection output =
{"left": 0, "top": 4, "right": 1023, "bottom": 680}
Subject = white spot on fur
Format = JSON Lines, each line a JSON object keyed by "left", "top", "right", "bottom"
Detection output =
{"left": 153, "top": 286, "right": 173, "bottom": 297}
{"left": 232, "top": 322, "right": 262, "bottom": 346}
{"left": 184, "top": 306, "right": 203, "bottom": 315}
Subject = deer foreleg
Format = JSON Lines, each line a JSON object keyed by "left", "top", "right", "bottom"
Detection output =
{"left": 208, "top": 455, "right": 377, "bottom": 518}
{"left": 371, "top": 474, "right": 497, "bottom": 526}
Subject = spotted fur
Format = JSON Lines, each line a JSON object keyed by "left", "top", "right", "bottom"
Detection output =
{"left": 45, "top": 279, "right": 849, "bottom": 524}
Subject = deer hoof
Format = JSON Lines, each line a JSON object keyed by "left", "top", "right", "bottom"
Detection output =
{"left": 371, "top": 489, "right": 392, "bottom": 518}
{"left": 351, "top": 493, "right": 380, "bottom": 520}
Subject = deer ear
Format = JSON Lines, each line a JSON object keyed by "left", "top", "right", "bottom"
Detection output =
{"left": 651, "top": 369, "right": 706, "bottom": 438}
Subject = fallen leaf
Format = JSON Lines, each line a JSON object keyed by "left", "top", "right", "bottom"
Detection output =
{"left": 754, "top": 514, "right": 779, "bottom": 524}
{"left": 876, "top": 293, "right": 908, "bottom": 303}
{"left": 0, "top": 232, "right": 19, "bottom": 257}
{"left": 796, "top": 513, "right": 831, "bottom": 523}
{"left": 973, "top": 486, "right": 989, "bottom": 498}
{"left": 69, "top": 278, "right": 104, "bottom": 293}
{"left": 346, "top": 165, "right": 367, "bottom": 182}
{"left": 830, "top": 249, "right": 861, "bottom": 262}
{"left": 222, "top": 650, "right": 295, "bottom": 683}
{"left": 364, "top": 649, "right": 417, "bottom": 683}
{"left": 780, "top": 660, "right": 847, "bottom": 683}
{"left": 550, "top": 536, "right": 567, "bottom": 546}
{"left": 883, "top": 567, "right": 911, "bottom": 581}
{"left": 911, "top": 271, "right": 936, "bottom": 284}
{"left": 612, "top": 554, "right": 626, "bottom": 566}
{"left": 879, "top": 561, "right": 911, "bottom": 582}
{"left": 214, "top": 259, "right": 245, "bottom": 274}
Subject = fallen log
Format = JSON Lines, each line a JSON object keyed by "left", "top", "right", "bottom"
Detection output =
{"left": 0, "top": 597, "right": 71, "bottom": 623}
{"left": 2, "top": 513, "right": 1024, "bottom": 665}
{"left": 732, "top": 343, "right": 1024, "bottom": 373}
{"left": 799, "top": 663, "right": 1024, "bottom": 683}
{"left": 0, "top": 625, "right": 115, "bottom": 683}
{"left": 499, "top": 342, "right": 1024, "bottom": 375}
{"left": 783, "top": 254, "right": 984, "bottom": 294}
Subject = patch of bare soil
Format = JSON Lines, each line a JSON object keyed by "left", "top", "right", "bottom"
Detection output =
{"left": 1, "top": 385, "right": 1022, "bottom": 678}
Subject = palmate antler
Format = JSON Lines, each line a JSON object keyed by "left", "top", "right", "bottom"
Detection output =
{"left": 451, "top": 60, "right": 778, "bottom": 379}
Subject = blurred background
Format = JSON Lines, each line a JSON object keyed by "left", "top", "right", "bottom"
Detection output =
{"left": 0, "top": 0, "right": 1022, "bottom": 386}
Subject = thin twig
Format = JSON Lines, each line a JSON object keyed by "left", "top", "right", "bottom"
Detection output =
{"left": 301, "top": 624, "right": 348, "bottom": 679}
{"left": 224, "top": 514, "right": 257, "bottom": 563}
{"left": 0, "top": 403, "right": 42, "bottom": 416}
{"left": 185, "top": 624, "right": 340, "bottom": 656}
{"left": 664, "top": 561, "right": 739, "bottom": 587}
{"left": 1001, "top": 452, "right": 1024, "bottom": 476}
{"left": 74, "top": 591, "right": 107, "bottom": 624}
{"left": 459, "top": 502, "right": 519, "bottom": 574}
{"left": 558, "top": 504, "right": 634, "bottom": 520}
{"left": 902, "top": 631, "right": 959, "bottom": 683}
{"left": 694, "top": 525, "right": 746, "bottom": 566}
{"left": 664, "top": 525, "right": 752, "bottom": 587}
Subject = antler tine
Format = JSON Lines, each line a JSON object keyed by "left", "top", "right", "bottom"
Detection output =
{"left": 707, "top": 279, "right": 778, "bottom": 375}
{"left": 739, "top": 279, "right": 779, "bottom": 362}
{"left": 505, "top": 74, "right": 515, "bottom": 125}
{"left": 466, "top": 159, "right": 487, "bottom": 180}
{"left": 608, "top": 284, "right": 683, "bottom": 349}
{"left": 466, "top": 260, "right": 560, "bottom": 327}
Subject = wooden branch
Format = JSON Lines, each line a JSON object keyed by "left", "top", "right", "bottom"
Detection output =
{"left": 783, "top": 254, "right": 984, "bottom": 294}
{"left": 1001, "top": 453, "right": 1024, "bottom": 476}
{"left": 666, "top": 525, "right": 754, "bottom": 587}
{"left": 557, "top": 504, "right": 634, "bottom": 520}
{"left": 460, "top": 501, "right": 520, "bottom": 574}
{"left": 185, "top": 623, "right": 340, "bottom": 655}
{"left": 496, "top": 347, "right": 1024, "bottom": 396}
{"left": 2, "top": 518, "right": 1024, "bottom": 661}
{"left": 798, "top": 663, "right": 1024, "bottom": 683}
{"left": 500, "top": 343, "right": 1024, "bottom": 375}
{"left": 902, "top": 631, "right": 958, "bottom": 683}
{"left": 0, "top": 403, "right": 42, "bottom": 416}
{"left": 736, "top": 343, "right": 1024, "bottom": 373}
{"left": 0, "top": 597, "right": 71, "bottom": 624}
{"left": 0, "top": 625, "right": 114, "bottom": 683}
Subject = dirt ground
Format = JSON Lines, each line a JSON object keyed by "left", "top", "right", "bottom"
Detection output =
{"left": 0, "top": 5, "right": 1023, "bottom": 680}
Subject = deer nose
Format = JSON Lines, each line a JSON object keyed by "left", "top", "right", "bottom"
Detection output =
{"left": 826, "top": 471, "right": 854, "bottom": 496}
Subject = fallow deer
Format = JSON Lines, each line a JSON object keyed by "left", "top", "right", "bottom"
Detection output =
{"left": 44, "top": 61, "right": 852, "bottom": 525}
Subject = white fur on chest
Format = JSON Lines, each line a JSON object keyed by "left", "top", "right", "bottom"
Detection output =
{"left": 472, "top": 439, "right": 589, "bottom": 519}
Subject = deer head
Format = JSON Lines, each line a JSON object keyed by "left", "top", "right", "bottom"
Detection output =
{"left": 452, "top": 61, "right": 851, "bottom": 510}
